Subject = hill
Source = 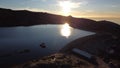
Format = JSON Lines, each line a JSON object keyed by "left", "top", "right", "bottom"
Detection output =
{"left": 0, "top": 8, "right": 120, "bottom": 37}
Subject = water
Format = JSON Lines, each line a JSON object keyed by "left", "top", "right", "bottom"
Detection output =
{"left": 0, "top": 24, "right": 95, "bottom": 65}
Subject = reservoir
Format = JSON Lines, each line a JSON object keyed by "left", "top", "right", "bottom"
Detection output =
{"left": 0, "top": 24, "right": 95, "bottom": 65}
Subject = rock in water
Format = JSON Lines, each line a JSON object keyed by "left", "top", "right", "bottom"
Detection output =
{"left": 40, "top": 43, "right": 46, "bottom": 48}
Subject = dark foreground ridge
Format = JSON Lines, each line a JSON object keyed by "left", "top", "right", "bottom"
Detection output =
{"left": 12, "top": 53, "right": 109, "bottom": 68}
{"left": 0, "top": 8, "right": 120, "bottom": 37}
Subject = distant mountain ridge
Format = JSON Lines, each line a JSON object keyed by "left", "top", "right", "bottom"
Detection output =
{"left": 0, "top": 8, "right": 67, "bottom": 26}
{"left": 68, "top": 16, "right": 120, "bottom": 37}
{"left": 0, "top": 8, "right": 120, "bottom": 37}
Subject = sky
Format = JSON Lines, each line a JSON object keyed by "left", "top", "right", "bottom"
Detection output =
{"left": 0, "top": 0, "right": 120, "bottom": 18}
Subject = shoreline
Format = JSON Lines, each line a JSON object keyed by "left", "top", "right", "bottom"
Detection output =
{"left": 9, "top": 34, "right": 120, "bottom": 68}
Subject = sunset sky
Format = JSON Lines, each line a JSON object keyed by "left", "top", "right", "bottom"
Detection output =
{"left": 0, "top": 0, "right": 120, "bottom": 17}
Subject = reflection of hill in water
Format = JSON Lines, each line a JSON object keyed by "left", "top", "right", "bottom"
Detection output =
{"left": 0, "top": 8, "right": 120, "bottom": 37}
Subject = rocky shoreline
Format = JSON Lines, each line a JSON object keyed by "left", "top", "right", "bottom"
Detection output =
{"left": 12, "top": 53, "right": 108, "bottom": 68}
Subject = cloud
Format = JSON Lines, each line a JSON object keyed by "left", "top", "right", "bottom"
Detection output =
{"left": 13, "top": 7, "right": 60, "bottom": 15}
{"left": 28, "top": 0, "right": 47, "bottom": 2}
{"left": 70, "top": 2, "right": 81, "bottom": 8}
{"left": 111, "top": 5, "right": 118, "bottom": 8}
{"left": 57, "top": 0, "right": 89, "bottom": 16}
{"left": 58, "top": 0, "right": 88, "bottom": 8}
{"left": 14, "top": 7, "right": 48, "bottom": 12}
{"left": 41, "top": 0, "right": 47, "bottom": 2}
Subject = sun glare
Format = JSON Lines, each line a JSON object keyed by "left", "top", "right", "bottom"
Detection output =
{"left": 59, "top": 1, "right": 73, "bottom": 16}
{"left": 61, "top": 23, "right": 71, "bottom": 38}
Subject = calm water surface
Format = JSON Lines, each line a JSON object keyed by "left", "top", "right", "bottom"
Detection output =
{"left": 0, "top": 24, "right": 95, "bottom": 65}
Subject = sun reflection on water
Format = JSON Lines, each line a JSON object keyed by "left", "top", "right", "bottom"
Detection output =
{"left": 61, "top": 23, "right": 72, "bottom": 38}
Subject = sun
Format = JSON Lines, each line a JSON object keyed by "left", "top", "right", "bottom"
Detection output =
{"left": 59, "top": 1, "right": 73, "bottom": 16}
{"left": 61, "top": 23, "right": 71, "bottom": 38}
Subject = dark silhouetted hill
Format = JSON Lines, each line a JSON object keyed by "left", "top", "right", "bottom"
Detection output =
{"left": 0, "top": 8, "right": 66, "bottom": 26}
{"left": 68, "top": 16, "right": 120, "bottom": 37}
{"left": 71, "top": 21, "right": 120, "bottom": 37}
{"left": 0, "top": 8, "right": 120, "bottom": 37}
